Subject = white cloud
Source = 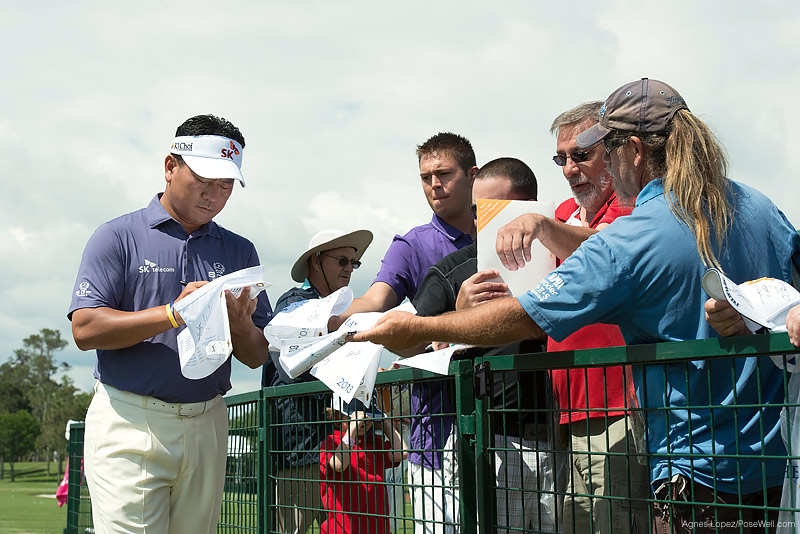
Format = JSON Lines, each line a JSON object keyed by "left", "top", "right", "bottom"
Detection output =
{"left": 2, "top": 1, "right": 799, "bottom": 397}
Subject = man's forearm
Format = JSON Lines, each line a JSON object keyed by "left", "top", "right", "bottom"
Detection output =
{"left": 537, "top": 217, "right": 598, "bottom": 261}
{"left": 420, "top": 297, "right": 544, "bottom": 347}
{"left": 230, "top": 323, "right": 270, "bottom": 368}
{"left": 72, "top": 306, "right": 175, "bottom": 351}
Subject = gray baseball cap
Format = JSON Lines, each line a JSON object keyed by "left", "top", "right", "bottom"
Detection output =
{"left": 576, "top": 78, "right": 689, "bottom": 148}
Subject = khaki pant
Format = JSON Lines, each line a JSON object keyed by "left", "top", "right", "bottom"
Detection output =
{"left": 558, "top": 415, "right": 651, "bottom": 534}
{"left": 84, "top": 382, "right": 228, "bottom": 534}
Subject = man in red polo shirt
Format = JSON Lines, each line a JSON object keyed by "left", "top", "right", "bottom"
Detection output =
{"left": 545, "top": 102, "right": 649, "bottom": 534}
{"left": 470, "top": 102, "right": 649, "bottom": 533}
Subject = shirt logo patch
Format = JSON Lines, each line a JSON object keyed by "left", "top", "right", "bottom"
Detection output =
{"left": 209, "top": 262, "right": 226, "bottom": 279}
{"left": 531, "top": 273, "right": 565, "bottom": 302}
{"left": 75, "top": 281, "right": 92, "bottom": 297}
{"left": 138, "top": 258, "right": 176, "bottom": 274}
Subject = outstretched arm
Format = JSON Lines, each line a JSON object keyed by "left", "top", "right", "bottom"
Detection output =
{"left": 350, "top": 296, "right": 544, "bottom": 353}
{"left": 329, "top": 282, "right": 399, "bottom": 331}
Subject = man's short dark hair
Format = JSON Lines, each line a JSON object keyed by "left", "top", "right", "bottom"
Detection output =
{"left": 475, "top": 157, "right": 538, "bottom": 200}
{"left": 416, "top": 132, "right": 476, "bottom": 173}
{"left": 175, "top": 114, "right": 245, "bottom": 148}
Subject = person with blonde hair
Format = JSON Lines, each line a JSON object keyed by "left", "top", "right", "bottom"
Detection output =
{"left": 352, "top": 79, "right": 800, "bottom": 533}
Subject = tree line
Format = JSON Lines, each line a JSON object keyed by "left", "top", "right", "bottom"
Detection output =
{"left": 0, "top": 328, "right": 91, "bottom": 481}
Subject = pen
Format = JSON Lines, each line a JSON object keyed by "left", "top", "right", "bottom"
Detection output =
{"left": 180, "top": 281, "right": 189, "bottom": 286}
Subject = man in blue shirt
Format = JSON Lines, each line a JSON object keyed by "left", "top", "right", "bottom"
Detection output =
{"left": 353, "top": 79, "right": 800, "bottom": 533}
{"left": 69, "top": 114, "right": 272, "bottom": 534}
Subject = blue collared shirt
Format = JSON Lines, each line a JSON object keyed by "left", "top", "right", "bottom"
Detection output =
{"left": 518, "top": 179, "right": 800, "bottom": 493}
{"left": 68, "top": 194, "right": 273, "bottom": 403}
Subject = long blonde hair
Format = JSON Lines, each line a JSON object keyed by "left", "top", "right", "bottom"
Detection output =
{"left": 643, "top": 109, "right": 731, "bottom": 269}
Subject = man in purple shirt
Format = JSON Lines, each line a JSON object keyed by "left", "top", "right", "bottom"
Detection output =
{"left": 333, "top": 132, "right": 477, "bottom": 534}
{"left": 68, "top": 114, "right": 272, "bottom": 534}
{"left": 335, "top": 132, "right": 477, "bottom": 320}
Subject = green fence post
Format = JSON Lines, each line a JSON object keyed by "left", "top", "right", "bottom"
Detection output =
{"left": 260, "top": 386, "right": 275, "bottom": 534}
{"left": 453, "top": 358, "right": 478, "bottom": 534}
{"left": 472, "top": 361, "right": 495, "bottom": 534}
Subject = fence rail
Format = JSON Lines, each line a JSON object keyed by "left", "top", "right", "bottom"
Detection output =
{"left": 65, "top": 332, "right": 800, "bottom": 533}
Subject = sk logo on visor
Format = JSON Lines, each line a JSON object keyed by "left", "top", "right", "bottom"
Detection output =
{"left": 221, "top": 141, "right": 240, "bottom": 160}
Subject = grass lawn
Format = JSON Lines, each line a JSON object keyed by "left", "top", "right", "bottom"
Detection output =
{"left": 0, "top": 461, "right": 66, "bottom": 534}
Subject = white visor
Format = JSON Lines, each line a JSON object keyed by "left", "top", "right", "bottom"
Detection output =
{"left": 171, "top": 135, "right": 245, "bottom": 187}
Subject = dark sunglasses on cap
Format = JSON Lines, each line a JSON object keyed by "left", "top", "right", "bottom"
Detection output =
{"left": 320, "top": 253, "right": 361, "bottom": 269}
{"left": 552, "top": 143, "right": 600, "bottom": 167}
{"left": 602, "top": 135, "right": 630, "bottom": 153}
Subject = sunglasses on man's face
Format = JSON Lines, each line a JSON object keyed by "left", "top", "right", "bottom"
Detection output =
{"left": 320, "top": 253, "right": 361, "bottom": 269}
{"left": 552, "top": 143, "right": 600, "bottom": 167}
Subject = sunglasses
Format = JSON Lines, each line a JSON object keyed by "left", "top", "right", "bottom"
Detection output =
{"left": 469, "top": 204, "right": 478, "bottom": 219}
{"left": 320, "top": 253, "right": 361, "bottom": 269}
{"left": 552, "top": 143, "right": 600, "bottom": 166}
{"left": 602, "top": 135, "right": 629, "bottom": 153}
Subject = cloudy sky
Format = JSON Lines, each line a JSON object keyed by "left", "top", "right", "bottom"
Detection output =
{"left": 2, "top": 1, "right": 799, "bottom": 396}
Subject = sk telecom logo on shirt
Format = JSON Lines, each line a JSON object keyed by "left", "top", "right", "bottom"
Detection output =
{"left": 221, "top": 141, "right": 240, "bottom": 160}
{"left": 138, "top": 259, "right": 176, "bottom": 274}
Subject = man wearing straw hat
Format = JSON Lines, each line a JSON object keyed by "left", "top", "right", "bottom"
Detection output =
{"left": 263, "top": 228, "right": 372, "bottom": 534}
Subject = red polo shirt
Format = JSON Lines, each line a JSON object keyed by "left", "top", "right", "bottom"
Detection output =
{"left": 549, "top": 193, "right": 633, "bottom": 424}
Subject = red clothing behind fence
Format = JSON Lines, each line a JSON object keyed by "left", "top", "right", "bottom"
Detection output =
{"left": 548, "top": 194, "right": 633, "bottom": 423}
{"left": 319, "top": 430, "right": 402, "bottom": 534}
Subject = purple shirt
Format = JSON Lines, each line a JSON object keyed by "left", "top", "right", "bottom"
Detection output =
{"left": 374, "top": 214, "right": 472, "bottom": 302}
{"left": 373, "top": 214, "right": 472, "bottom": 469}
{"left": 68, "top": 194, "right": 273, "bottom": 403}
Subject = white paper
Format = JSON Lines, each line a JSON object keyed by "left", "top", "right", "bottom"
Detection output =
{"left": 269, "top": 299, "right": 416, "bottom": 401}
{"left": 174, "top": 265, "right": 270, "bottom": 379}
{"left": 476, "top": 199, "right": 556, "bottom": 297}
{"left": 307, "top": 302, "right": 417, "bottom": 403}
{"left": 311, "top": 341, "right": 383, "bottom": 404}
{"left": 702, "top": 268, "right": 800, "bottom": 333}
{"left": 263, "top": 287, "right": 353, "bottom": 348}
{"left": 393, "top": 344, "right": 472, "bottom": 375}
{"left": 278, "top": 331, "right": 349, "bottom": 379}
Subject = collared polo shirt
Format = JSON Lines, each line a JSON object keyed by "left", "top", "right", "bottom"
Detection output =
{"left": 518, "top": 179, "right": 800, "bottom": 494}
{"left": 68, "top": 194, "right": 273, "bottom": 403}
{"left": 548, "top": 193, "right": 632, "bottom": 424}
{"left": 374, "top": 214, "right": 472, "bottom": 302}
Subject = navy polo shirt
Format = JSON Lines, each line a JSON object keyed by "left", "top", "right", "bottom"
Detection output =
{"left": 68, "top": 194, "right": 273, "bottom": 403}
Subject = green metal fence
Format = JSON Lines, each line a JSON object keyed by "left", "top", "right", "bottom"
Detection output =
{"left": 65, "top": 332, "right": 800, "bottom": 533}
{"left": 63, "top": 422, "right": 92, "bottom": 534}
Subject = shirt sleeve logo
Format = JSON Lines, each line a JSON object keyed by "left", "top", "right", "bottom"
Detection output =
{"left": 531, "top": 272, "right": 565, "bottom": 302}
{"left": 75, "top": 281, "right": 92, "bottom": 297}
